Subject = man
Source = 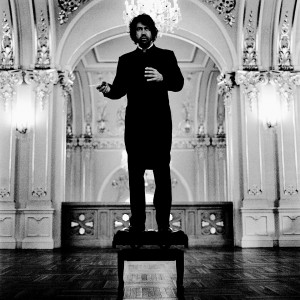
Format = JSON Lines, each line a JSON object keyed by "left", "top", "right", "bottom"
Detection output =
{"left": 97, "top": 14, "right": 184, "bottom": 233}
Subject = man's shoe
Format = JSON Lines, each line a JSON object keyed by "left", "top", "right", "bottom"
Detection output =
{"left": 157, "top": 227, "right": 174, "bottom": 234}
{"left": 122, "top": 225, "right": 145, "bottom": 233}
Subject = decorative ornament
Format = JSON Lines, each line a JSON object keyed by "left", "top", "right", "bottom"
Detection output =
{"left": 236, "top": 71, "right": 266, "bottom": 111}
{"left": 203, "top": 0, "right": 236, "bottom": 26}
{"left": 36, "top": 11, "right": 51, "bottom": 69}
{"left": 243, "top": 11, "right": 258, "bottom": 70}
{"left": 123, "top": 0, "right": 181, "bottom": 36}
{"left": 0, "top": 12, "right": 14, "bottom": 69}
{"left": 217, "top": 72, "right": 235, "bottom": 113}
{"left": 58, "top": 0, "right": 90, "bottom": 25}
{"left": 0, "top": 70, "right": 22, "bottom": 110}
{"left": 32, "top": 69, "right": 59, "bottom": 110}
{"left": 278, "top": 12, "right": 293, "bottom": 71}
{"left": 32, "top": 187, "right": 47, "bottom": 198}
{"left": 248, "top": 184, "right": 262, "bottom": 196}
{"left": 271, "top": 71, "right": 298, "bottom": 110}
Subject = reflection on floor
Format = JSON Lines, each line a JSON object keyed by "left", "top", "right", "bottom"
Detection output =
{"left": 0, "top": 247, "right": 300, "bottom": 299}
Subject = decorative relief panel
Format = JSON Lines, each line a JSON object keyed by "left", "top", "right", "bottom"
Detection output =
{"left": 236, "top": 71, "right": 266, "bottom": 111}
{"left": 35, "top": 11, "right": 50, "bottom": 69}
{"left": 113, "top": 211, "right": 131, "bottom": 233}
{"left": 0, "top": 70, "right": 22, "bottom": 110}
{"left": 0, "top": 12, "right": 14, "bottom": 70}
{"left": 248, "top": 184, "right": 262, "bottom": 196}
{"left": 0, "top": 188, "right": 10, "bottom": 198}
{"left": 32, "top": 188, "right": 47, "bottom": 199}
{"left": 281, "top": 215, "right": 300, "bottom": 235}
{"left": 217, "top": 72, "right": 235, "bottom": 113}
{"left": 243, "top": 11, "right": 258, "bottom": 71}
{"left": 271, "top": 71, "right": 299, "bottom": 110}
{"left": 27, "top": 216, "right": 51, "bottom": 237}
{"left": 202, "top": 0, "right": 236, "bottom": 26}
{"left": 70, "top": 211, "right": 95, "bottom": 236}
{"left": 244, "top": 216, "right": 268, "bottom": 236}
{"left": 283, "top": 185, "right": 298, "bottom": 196}
{"left": 0, "top": 216, "right": 13, "bottom": 237}
{"left": 200, "top": 211, "right": 225, "bottom": 235}
{"left": 278, "top": 12, "right": 293, "bottom": 71}
{"left": 170, "top": 211, "right": 184, "bottom": 231}
{"left": 31, "top": 69, "right": 59, "bottom": 110}
{"left": 58, "top": 0, "right": 90, "bottom": 25}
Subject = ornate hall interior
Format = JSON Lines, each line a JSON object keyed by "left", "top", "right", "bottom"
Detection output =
{"left": 0, "top": 0, "right": 300, "bottom": 299}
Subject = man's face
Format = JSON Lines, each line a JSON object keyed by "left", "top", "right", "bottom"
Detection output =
{"left": 136, "top": 22, "right": 152, "bottom": 48}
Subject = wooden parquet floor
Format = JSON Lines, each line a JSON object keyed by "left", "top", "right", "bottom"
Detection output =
{"left": 0, "top": 247, "right": 299, "bottom": 300}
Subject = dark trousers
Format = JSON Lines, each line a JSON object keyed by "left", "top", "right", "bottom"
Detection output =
{"left": 128, "top": 159, "right": 172, "bottom": 230}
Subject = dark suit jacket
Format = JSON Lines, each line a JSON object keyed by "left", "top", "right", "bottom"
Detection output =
{"left": 105, "top": 45, "right": 184, "bottom": 168}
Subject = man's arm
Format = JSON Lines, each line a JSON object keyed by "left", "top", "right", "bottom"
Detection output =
{"left": 163, "top": 51, "right": 184, "bottom": 92}
{"left": 97, "top": 56, "right": 128, "bottom": 99}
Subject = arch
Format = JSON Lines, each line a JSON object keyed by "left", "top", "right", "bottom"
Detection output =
{"left": 56, "top": 0, "right": 237, "bottom": 72}
{"left": 96, "top": 166, "right": 193, "bottom": 203}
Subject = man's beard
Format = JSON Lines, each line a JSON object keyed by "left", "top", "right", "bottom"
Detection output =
{"left": 138, "top": 36, "right": 152, "bottom": 49}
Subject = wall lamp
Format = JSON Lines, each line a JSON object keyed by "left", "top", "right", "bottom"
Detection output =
{"left": 259, "top": 80, "right": 280, "bottom": 129}
{"left": 15, "top": 74, "right": 33, "bottom": 137}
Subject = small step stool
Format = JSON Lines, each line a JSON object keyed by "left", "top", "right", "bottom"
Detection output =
{"left": 112, "top": 230, "right": 188, "bottom": 297}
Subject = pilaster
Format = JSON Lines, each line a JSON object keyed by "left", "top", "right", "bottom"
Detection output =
{"left": 0, "top": 70, "right": 22, "bottom": 248}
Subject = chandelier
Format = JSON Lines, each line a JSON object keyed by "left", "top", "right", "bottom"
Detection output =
{"left": 123, "top": 0, "right": 181, "bottom": 35}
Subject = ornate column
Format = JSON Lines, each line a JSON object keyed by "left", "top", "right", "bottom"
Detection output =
{"left": 272, "top": 71, "right": 300, "bottom": 247}
{"left": 235, "top": 70, "right": 278, "bottom": 247}
{"left": 217, "top": 72, "right": 243, "bottom": 246}
{"left": 19, "top": 69, "right": 58, "bottom": 249}
{"left": 211, "top": 133, "right": 227, "bottom": 202}
{"left": 0, "top": 70, "right": 22, "bottom": 248}
{"left": 194, "top": 135, "right": 211, "bottom": 202}
{"left": 50, "top": 69, "right": 74, "bottom": 248}
{"left": 78, "top": 128, "right": 97, "bottom": 202}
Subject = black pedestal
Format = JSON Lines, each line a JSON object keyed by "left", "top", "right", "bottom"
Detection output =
{"left": 112, "top": 230, "right": 188, "bottom": 297}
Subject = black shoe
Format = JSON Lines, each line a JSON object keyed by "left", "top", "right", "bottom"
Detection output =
{"left": 122, "top": 225, "right": 145, "bottom": 233}
{"left": 157, "top": 227, "right": 173, "bottom": 234}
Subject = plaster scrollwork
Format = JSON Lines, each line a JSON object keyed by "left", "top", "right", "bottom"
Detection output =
{"left": 96, "top": 98, "right": 108, "bottom": 134}
{"left": 0, "top": 188, "right": 10, "bottom": 198}
{"left": 93, "top": 138, "right": 125, "bottom": 149}
{"left": 178, "top": 99, "right": 194, "bottom": 135}
{"left": 248, "top": 184, "right": 262, "bottom": 196}
{"left": 284, "top": 185, "right": 298, "bottom": 196}
{"left": 31, "top": 69, "right": 59, "bottom": 110}
{"left": 236, "top": 71, "right": 266, "bottom": 111}
{"left": 243, "top": 11, "right": 258, "bottom": 71}
{"left": 202, "top": 0, "right": 236, "bottom": 26}
{"left": 66, "top": 136, "right": 79, "bottom": 159}
{"left": 217, "top": 72, "right": 235, "bottom": 113}
{"left": 116, "top": 101, "right": 126, "bottom": 134}
{"left": 211, "top": 134, "right": 226, "bottom": 160}
{"left": 194, "top": 136, "right": 211, "bottom": 159}
{"left": 0, "top": 12, "right": 14, "bottom": 69}
{"left": 271, "top": 71, "right": 298, "bottom": 110}
{"left": 32, "top": 187, "right": 47, "bottom": 198}
{"left": 36, "top": 11, "right": 50, "bottom": 69}
{"left": 58, "top": 70, "right": 75, "bottom": 98}
{"left": 0, "top": 70, "right": 22, "bottom": 110}
{"left": 278, "top": 12, "right": 293, "bottom": 71}
{"left": 172, "top": 138, "right": 197, "bottom": 149}
{"left": 58, "top": 0, "right": 90, "bottom": 25}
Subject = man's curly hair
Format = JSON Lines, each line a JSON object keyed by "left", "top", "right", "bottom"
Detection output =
{"left": 129, "top": 14, "right": 158, "bottom": 44}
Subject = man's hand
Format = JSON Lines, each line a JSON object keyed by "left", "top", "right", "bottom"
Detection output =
{"left": 145, "top": 67, "right": 163, "bottom": 82}
{"left": 97, "top": 82, "right": 111, "bottom": 94}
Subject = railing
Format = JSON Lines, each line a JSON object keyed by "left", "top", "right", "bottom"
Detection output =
{"left": 62, "top": 202, "right": 233, "bottom": 247}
